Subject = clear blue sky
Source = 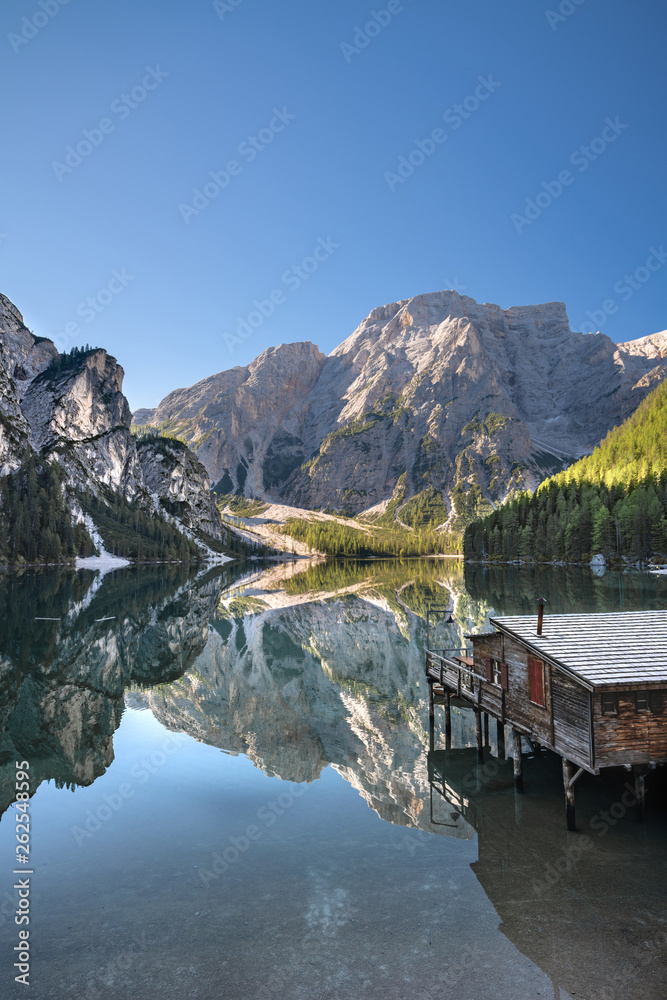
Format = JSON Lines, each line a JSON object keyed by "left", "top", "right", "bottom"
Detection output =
{"left": 1, "top": 0, "right": 665, "bottom": 410}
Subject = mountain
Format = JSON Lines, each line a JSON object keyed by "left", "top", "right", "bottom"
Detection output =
{"left": 0, "top": 293, "right": 225, "bottom": 563}
{"left": 0, "top": 563, "right": 230, "bottom": 817}
{"left": 464, "top": 379, "right": 667, "bottom": 563}
{"left": 133, "top": 290, "right": 667, "bottom": 526}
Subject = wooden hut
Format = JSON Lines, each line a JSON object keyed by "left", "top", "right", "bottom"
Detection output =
{"left": 425, "top": 608, "right": 667, "bottom": 828}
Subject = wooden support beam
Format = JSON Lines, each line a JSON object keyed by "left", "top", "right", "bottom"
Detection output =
{"left": 633, "top": 764, "right": 646, "bottom": 822}
{"left": 428, "top": 679, "right": 434, "bottom": 752}
{"left": 483, "top": 712, "right": 489, "bottom": 746}
{"left": 444, "top": 691, "right": 451, "bottom": 751}
{"left": 512, "top": 729, "right": 523, "bottom": 794}
{"left": 475, "top": 708, "right": 484, "bottom": 763}
{"left": 496, "top": 719, "right": 505, "bottom": 759}
{"left": 563, "top": 759, "right": 576, "bottom": 831}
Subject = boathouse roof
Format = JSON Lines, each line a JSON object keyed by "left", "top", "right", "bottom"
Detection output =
{"left": 486, "top": 610, "right": 667, "bottom": 689}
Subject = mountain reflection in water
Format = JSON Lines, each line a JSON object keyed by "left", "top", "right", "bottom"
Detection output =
{"left": 1, "top": 558, "right": 666, "bottom": 999}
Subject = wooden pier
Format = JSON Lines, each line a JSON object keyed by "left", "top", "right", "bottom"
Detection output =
{"left": 426, "top": 608, "right": 667, "bottom": 829}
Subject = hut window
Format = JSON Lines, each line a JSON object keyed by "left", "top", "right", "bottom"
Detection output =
{"left": 649, "top": 691, "right": 664, "bottom": 715}
{"left": 602, "top": 693, "right": 617, "bottom": 715}
{"left": 500, "top": 661, "right": 509, "bottom": 691}
{"left": 636, "top": 692, "right": 649, "bottom": 713}
{"left": 528, "top": 658, "right": 545, "bottom": 707}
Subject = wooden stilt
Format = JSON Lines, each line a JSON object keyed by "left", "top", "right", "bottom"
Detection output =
{"left": 428, "top": 679, "right": 434, "bottom": 752}
{"left": 483, "top": 712, "right": 489, "bottom": 747}
{"left": 512, "top": 729, "right": 523, "bottom": 793}
{"left": 444, "top": 691, "right": 451, "bottom": 751}
{"left": 475, "top": 708, "right": 484, "bottom": 763}
{"left": 563, "top": 758, "right": 576, "bottom": 831}
{"left": 496, "top": 719, "right": 506, "bottom": 759}
{"left": 633, "top": 764, "right": 645, "bottom": 822}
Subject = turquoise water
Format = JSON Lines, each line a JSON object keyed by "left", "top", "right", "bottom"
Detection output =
{"left": 0, "top": 560, "right": 666, "bottom": 999}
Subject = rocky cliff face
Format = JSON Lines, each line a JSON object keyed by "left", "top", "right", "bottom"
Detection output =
{"left": 0, "top": 295, "right": 57, "bottom": 475}
{"left": 0, "top": 293, "right": 223, "bottom": 551}
{"left": 0, "top": 293, "right": 58, "bottom": 395}
{"left": 136, "top": 436, "right": 222, "bottom": 539}
{"left": 133, "top": 290, "right": 667, "bottom": 520}
{"left": 0, "top": 342, "right": 31, "bottom": 476}
{"left": 0, "top": 565, "right": 223, "bottom": 817}
{"left": 21, "top": 349, "right": 145, "bottom": 499}
{"left": 139, "top": 341, "right": 326, "bottom": 497}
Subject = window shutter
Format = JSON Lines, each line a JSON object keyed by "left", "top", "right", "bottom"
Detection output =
{"left": 485, "top": 658, "right": 493, "bottom": 682}
{"left": 500, "top": 662, "right": 508, "bottom": 691}
{"left": 649, "top": 691, "right": 664, "bottom": 715}
{"left": 529, "top": 658, "right": 545, "bottom": 707}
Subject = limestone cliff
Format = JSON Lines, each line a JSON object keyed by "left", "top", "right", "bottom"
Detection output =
{"left": 0, "top": 293, "right": 223, "bottom": 555}
{"left": 0, "top": 565, "right": 223, "bottom": 817}
{"left": 133, "top": 290, "right": 667, "bottom": 520}
{"left": 136, "top": 435, "right": 222, "bottom": 540}
{"left": 0, "top": 294, "right": 57, "bottom": 475}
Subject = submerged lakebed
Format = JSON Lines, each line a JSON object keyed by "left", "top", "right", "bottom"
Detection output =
{"left": 0, "top": 559, "right": 666, "bottom": 999}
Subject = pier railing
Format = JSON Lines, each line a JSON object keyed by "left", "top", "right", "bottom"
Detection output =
{"left": 426, "top": 649, "right": 505, "bottom": 721}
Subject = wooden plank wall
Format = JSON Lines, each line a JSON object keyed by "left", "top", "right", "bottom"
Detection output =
{"left": 593, "top": 694, "right": 650, "bottom": 766}
{"left": 472, "top": 634, "right": 593, "bottom": 768}
{"left": 552, "top": 673, "right": 591, "bottom": 764}
{"left": 502, "top": 635, "right": 555, "bottom": 748}
{"left": 469, "top": 630, "right": 667, "bottom": 769}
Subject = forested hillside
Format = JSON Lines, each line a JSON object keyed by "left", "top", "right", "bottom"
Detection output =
{"left": 281, "top": 517, "right": 462, "bottom": 558}
{"left": 0, "top": 454, "right": 95, "bottom": 564}
{"left": 464, "top": 380, "right": 667, "bottom": 563}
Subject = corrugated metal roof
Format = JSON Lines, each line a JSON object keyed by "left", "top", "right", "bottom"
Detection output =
{"left": 487, "top": 611, "right": 667, "bottom": 688}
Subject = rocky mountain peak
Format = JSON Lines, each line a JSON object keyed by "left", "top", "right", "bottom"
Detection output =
{"left": 132, "top": 288, "right": 667, "bottom": 522}
{"left": 22, "top": 348, "right": 131, "bottom": 452}
{"left": 0, "top": 292, "right": 225, "bottom": 555}
{"left": 0, "top": 293, "right": 58, "bottom": 397}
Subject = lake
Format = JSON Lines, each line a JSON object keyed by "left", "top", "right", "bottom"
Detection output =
{"left": 1, "top": 559, "right": 666, "bottom": 999}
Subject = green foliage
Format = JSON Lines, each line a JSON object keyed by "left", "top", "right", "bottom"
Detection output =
{"left": 321, "top": 415, "right": 381, "bottom": 450}
{"left": 39, "top": 345, "right": 99, "bottom": 382}
{"left": 451, "top": 481, "right": 494, "bottom": 530}
{"left": 78, "top": 487, "right": 202, "bottom": 562}
{"left": 553, "top": 379, "right": 667, "bottom": 488}
{"left": 484, "top": 412, "right": 508, "bottom": 437}
{"left": 400, "top": 486, "right": 449, "bottom": 530}
{"left": 133, "top": 431, "right": 188, "bottom": 454}
{"left": 280, "top": 517, "right": 462, "bottom": 558}
{"left": 371, "top": 472, "right": 407, "bottom": 526}
{"left": 131, "top": 419, "right": 188, "bottom": 444}
{"left": 0, "top": 453, "right": 94, "bottom": 564}
{"left": 217, "top": 495, "right": 269, "bottom": 517}
{"left": 464, "top": 380, "right": 667, "bottom": 563}
{"left": 225, "top": 595, "right": 268, "bottom": 618}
